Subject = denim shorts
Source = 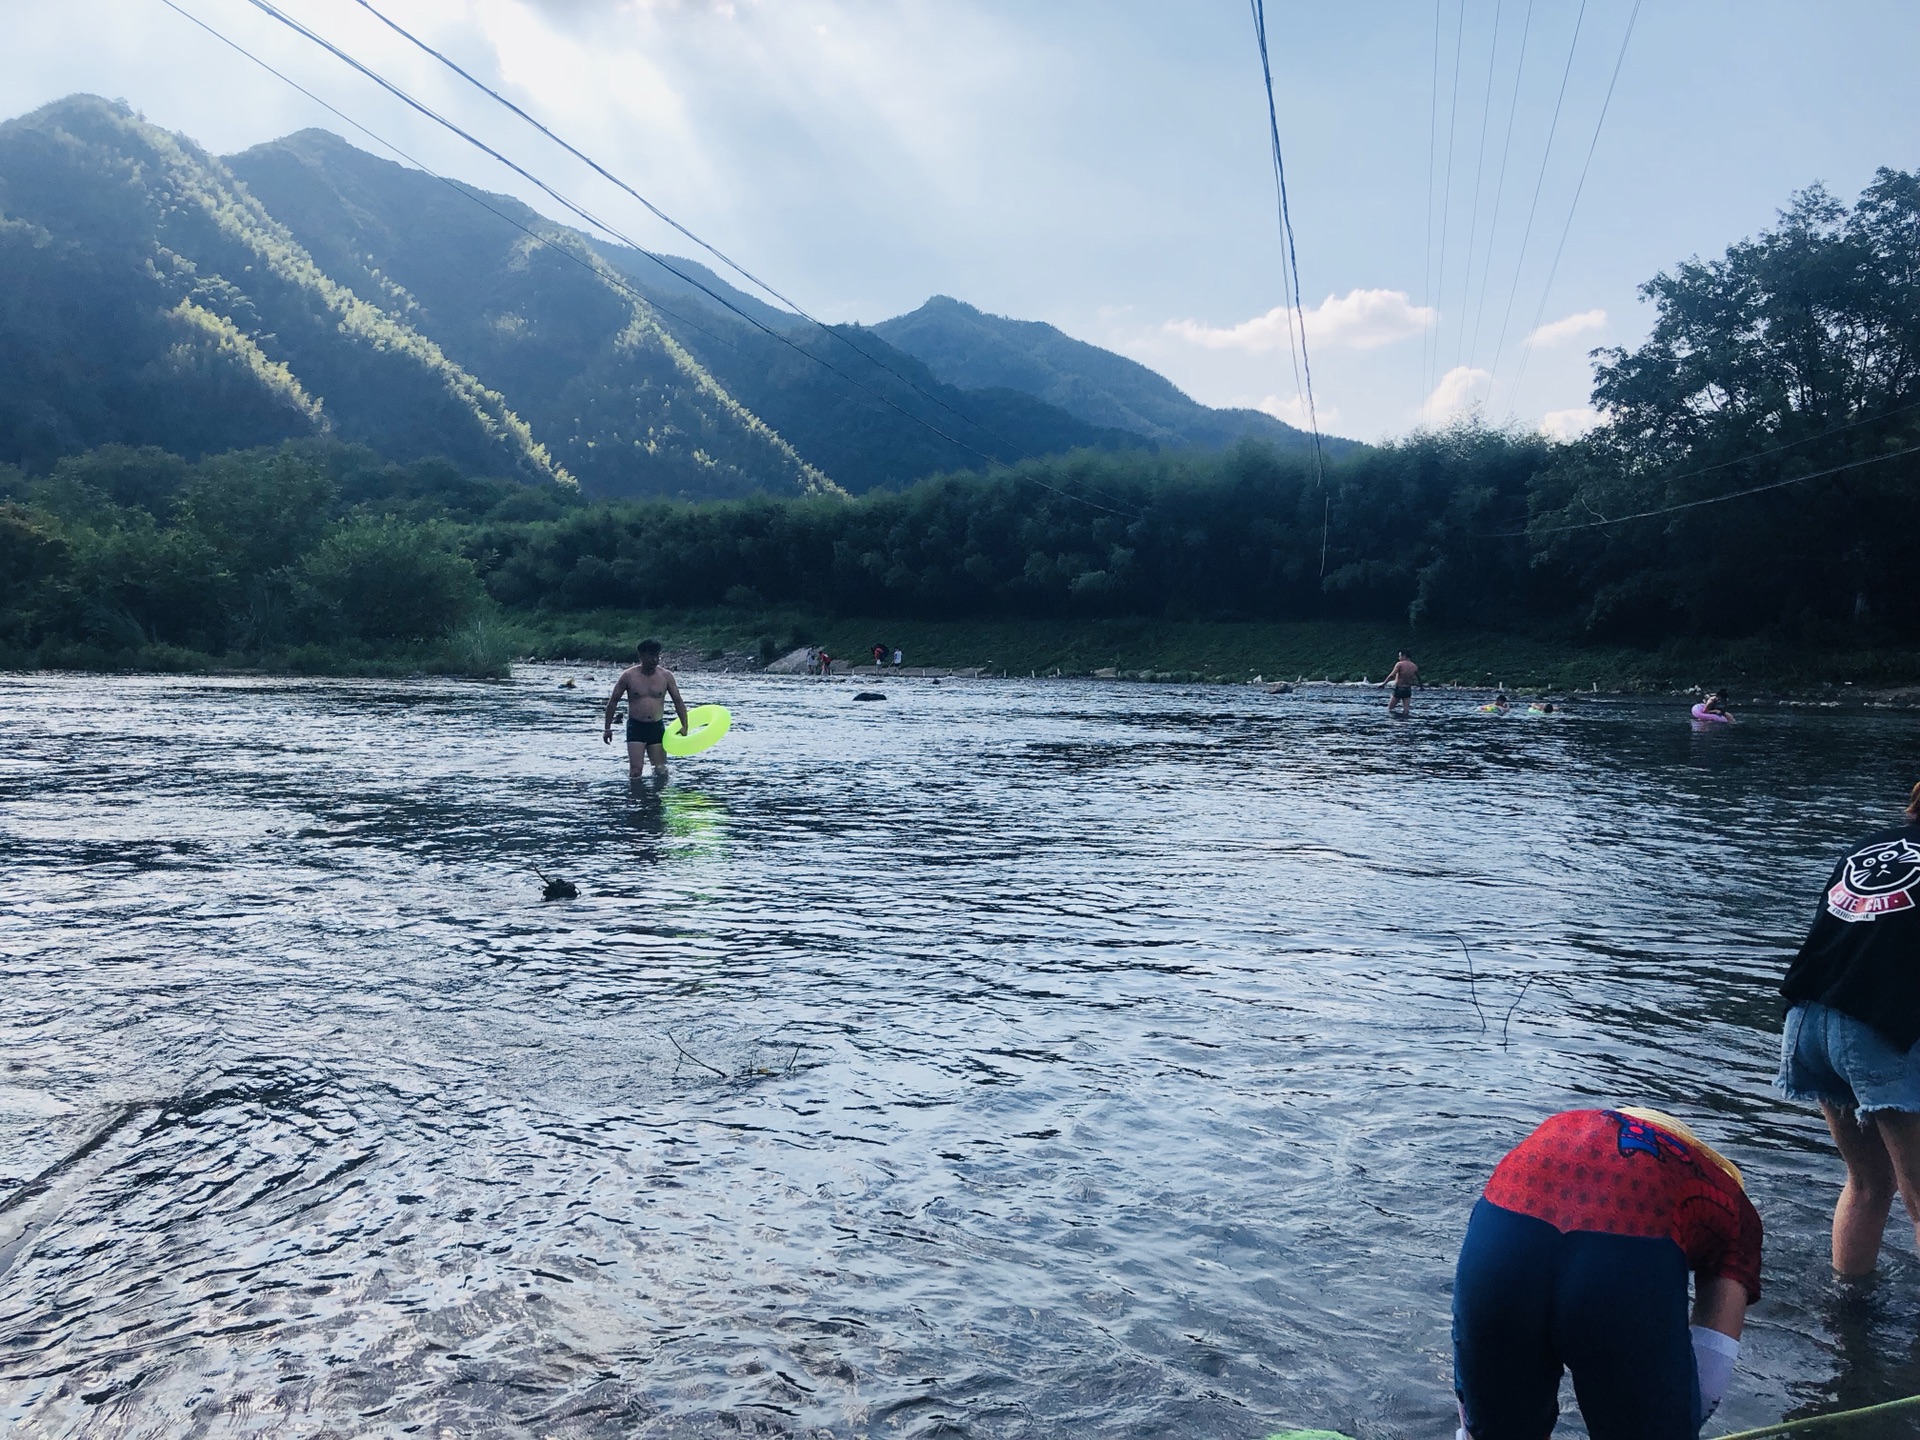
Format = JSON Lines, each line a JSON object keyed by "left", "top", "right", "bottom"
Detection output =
{"left": 1778, "top": 1002, "right": 1920, "bottom": 1116}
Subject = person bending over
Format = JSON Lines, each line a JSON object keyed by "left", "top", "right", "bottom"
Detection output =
{"left": 603, "top": 639, "right": 689, "bottom": 780}
{"left": 1778, "top": 780, "right": 1920, "bottom": 1275}
{"left": 1452, "top": 1106, "right": 1758, "bottom": 1439}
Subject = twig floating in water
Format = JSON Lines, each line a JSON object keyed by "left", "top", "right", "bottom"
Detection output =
{"left": 1501, "top": 976, "right": 1538, "bottom": 1048}
{"left": 667, "top": 1032, "right": 728, "bottom": 1079}
{"left": 1450, "top": 933, "right": 1487, "bottom": 1032}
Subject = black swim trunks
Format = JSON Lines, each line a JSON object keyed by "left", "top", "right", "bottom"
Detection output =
{"left": 626, "top": 716, "right": 667, "bottom": 744}
{"left": 1393, "top": 685, "right": 1413, "bottom": 700}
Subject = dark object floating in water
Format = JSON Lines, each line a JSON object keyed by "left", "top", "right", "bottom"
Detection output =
{"left": 534, "top": 868, "right": 578, "bottom": 901}
{"left": 854, "top": 691, "right": 887, "bottom": 702}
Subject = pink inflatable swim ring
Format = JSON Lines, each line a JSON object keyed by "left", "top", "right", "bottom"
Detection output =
{"left": 1690, "top": 703, "right": 1734, "bottom": 724}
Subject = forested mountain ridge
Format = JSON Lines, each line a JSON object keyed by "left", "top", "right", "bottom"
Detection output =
{"left": 0, "top": 96, "right": 1171, "bottom": 497}
{"left": 0, "top": 95, "right": 565, "bottom": 483}
{"left": 227, "top": 130, "right": 1149, "bottom": 494}
{"left": 873, "top": 295, "right": 1345, "bottom": 453}
{"left": 225, "top": 126, "right": 835, "bottom": 501}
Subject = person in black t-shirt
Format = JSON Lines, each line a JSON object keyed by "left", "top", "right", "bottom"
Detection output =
{"left": 1778, "top": 781, "right": 1920, "bottom": 1275}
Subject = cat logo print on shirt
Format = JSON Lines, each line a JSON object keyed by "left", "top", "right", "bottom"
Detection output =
{"left": 1828, "top": 838, "right": 1920, "bottom": 921}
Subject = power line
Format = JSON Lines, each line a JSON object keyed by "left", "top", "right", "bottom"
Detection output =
{"left": 1474, "top": 395, "right": 1920, "bottom": 538}
{"left": 1453, "top": 0, "right": 1503, "bottom": 373}
{"left": 1420, "top": 0, "right": 1444, "bottom": 409}
{"left": 345, "top": 0, "right": 1142, "bottom": 511}
{"left": 1250, "top": 0, "right": 1331, "bottom": 573}
{"left": 1505, "top": 0, "right": 1642, "bottom": 415}
{"left": 227, "top": 0, "right": 1142, "bottom": 519}
{"left": 1482, "top": 0, "right": 1587, "bottom": 407}
{"left": 1428, "top": 0, "right": 1467, "bottom": 400}
{"left": 1514, "top": 441, "right": 1920, "bottom": 537}
{"left": 1465, "top": 0, "right": 1532, "bottom": 370}
{"left": 157, "top": 0, "right": 740, "bottom": 360}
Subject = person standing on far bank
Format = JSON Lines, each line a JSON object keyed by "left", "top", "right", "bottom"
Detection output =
{"left": 1383, "top": 649, "right": 1418, "bottom": 718}
{"left": 1778, "top": 781, "right": 1920, "bottom": 1274}
{"left": 602, "top": 639, "right": 689, "bottom": 781}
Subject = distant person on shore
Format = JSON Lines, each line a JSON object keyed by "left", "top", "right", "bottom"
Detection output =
{"left": 1777, "top": 780, "right": 1920, "bottom": 1275}
{"left": 1383, "top": 650, "right": 1418, "bottom": 717}
{"left": 1452, "top": 1107, "right": 1758, "bottom": 1439}
{"left": 602, "top": 638, "right": 689, "bottom": 781}
{"left": 818, "top": 649, "right": 832, "bottom": 679}
{"left": 892, "top": 647, "right": 903, "bottom": 668}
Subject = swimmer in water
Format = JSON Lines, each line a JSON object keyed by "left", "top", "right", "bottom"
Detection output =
{"left": 1383, "top": 650, "right": 1418, "bottom": 717}
{"left": 1452, "top": 1107, "right": 1758, "bottom": 1439}
{"left": 1701, "top": 691, "right": 1731, "bottom": 718}
{"left": 602, "top": 638, "right": 690, "bottom": 780}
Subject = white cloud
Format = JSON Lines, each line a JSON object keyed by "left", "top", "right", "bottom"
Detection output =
{"left": 1526, "top": 308, "right": 1607, "bottom": 348}
{"left": 1541, "top": 406, "right": 1603, "bottom": 440}
{"left": 1255, "top": 393, "right": 1341, "bottom": 429}
{"left": 1420, "top": 366, "right": 1490, "bottom": 425}
{"left": 1166, "top": 288, "right": 1434, "bottom": 354}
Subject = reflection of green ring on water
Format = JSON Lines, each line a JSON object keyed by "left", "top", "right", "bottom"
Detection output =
{"left": 662, "top": 705, "right": 731, "bottom": 757}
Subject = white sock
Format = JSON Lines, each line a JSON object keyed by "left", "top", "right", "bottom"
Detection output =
{"left": 1692, "top": 1325, "right": 1741, "bottom": 1420}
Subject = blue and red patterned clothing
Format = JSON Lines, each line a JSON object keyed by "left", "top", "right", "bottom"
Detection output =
{"left": 1482, "top": 1108, "right": 1762, "bottom": 1302}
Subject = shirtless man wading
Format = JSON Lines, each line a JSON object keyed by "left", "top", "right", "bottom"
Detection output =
{"left": 603, "top": 639, "right": 691, "bottom": 780}
{"left": 1384, "top": 649, "right": 1418, "bottom": 718}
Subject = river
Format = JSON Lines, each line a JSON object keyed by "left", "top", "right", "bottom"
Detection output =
{"left": 3, "top": 669, "right": 1918, "bottom": 1438}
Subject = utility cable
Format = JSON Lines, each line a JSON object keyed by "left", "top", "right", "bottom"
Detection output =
{"left": 1420, "top": 0, "right": 1444, "bottom": 408}
{"left": 1250, "top": 0, "right": 1332, "bottom": 573}
{"left": 157, "top": 0, "right": 738, "bottom": 358}
{"left": 230, "top": 0, "right": 1141, "bottom": 518}
{"left": 1428, "top": 0, "right": 1467, "bottom": 400}
{"left": 1487, "top": 440, "right": 1920, "bottom": 538}
{"left": 1506, "top": 0, "right": 1642, "bottom": 414}
{"left": 1483, "top": 0, "right": 1586, "bottom": 407}
{"left": 346, "top": 0, "right": 1126, "bottom": 502}
{"left": 1453, "top": 0, "right": 1503, "bottom": 373}
{"left": 1465, "top": 0, "right": 1532, "bottom": 370}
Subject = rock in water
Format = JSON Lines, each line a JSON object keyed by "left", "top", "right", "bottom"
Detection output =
{"left": 854, "top": 692, "right": 886, "bottom": 702}
{"left": 538, "top": 873, "right": 578, "bottom": 901}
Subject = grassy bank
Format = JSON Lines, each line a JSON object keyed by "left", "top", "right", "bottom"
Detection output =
{"left": 7, "top": 609, "right": 1918, "bottom": 698}
{"left": 0, "top": 615, "right": 521, "bottom": 680}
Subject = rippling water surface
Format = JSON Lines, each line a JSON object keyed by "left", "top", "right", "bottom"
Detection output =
{"left": 4, "top": 669, "right": 1920, "bottom": 1438}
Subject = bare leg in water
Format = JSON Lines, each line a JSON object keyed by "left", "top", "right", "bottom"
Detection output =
{"left": 1820, "top": 1101, "right": 1920, "bottom": 1274}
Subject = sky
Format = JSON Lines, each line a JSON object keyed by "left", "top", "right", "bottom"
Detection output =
{"left": 3, "top": 0, "right": 1915, "bottom": 443}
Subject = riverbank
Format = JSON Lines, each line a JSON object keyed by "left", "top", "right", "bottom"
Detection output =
{"left": 511, "top": 609, "right": 1920, "bottom": 702}
{"left": 6, "top": 609, "right": 1917, "bottom": 702}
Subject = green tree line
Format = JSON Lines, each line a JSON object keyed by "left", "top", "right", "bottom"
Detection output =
{"left": 2, "top": 168, "right": 1916, "bottom": 669}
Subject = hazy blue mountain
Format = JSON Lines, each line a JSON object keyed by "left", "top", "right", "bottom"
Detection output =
{"left": 874, "top": 295, "right": 1353, "bottom": 453}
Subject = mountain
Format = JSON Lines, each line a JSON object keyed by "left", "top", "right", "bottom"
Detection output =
{"left": 873, "top": 295, "right": 1352, "bottom": 454}
{"left": 0, "top": 96, "right": 567, "bottom": 484}
{"left": 0, "top": 96, "right": 1329, "bottom": 499}
{"left": 224, "top": 126, "right": 835, "bottom": 500}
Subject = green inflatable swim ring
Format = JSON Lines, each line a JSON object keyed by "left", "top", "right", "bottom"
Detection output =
{"left": 661, "top": 704, "right": 732, "bottom": 757}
